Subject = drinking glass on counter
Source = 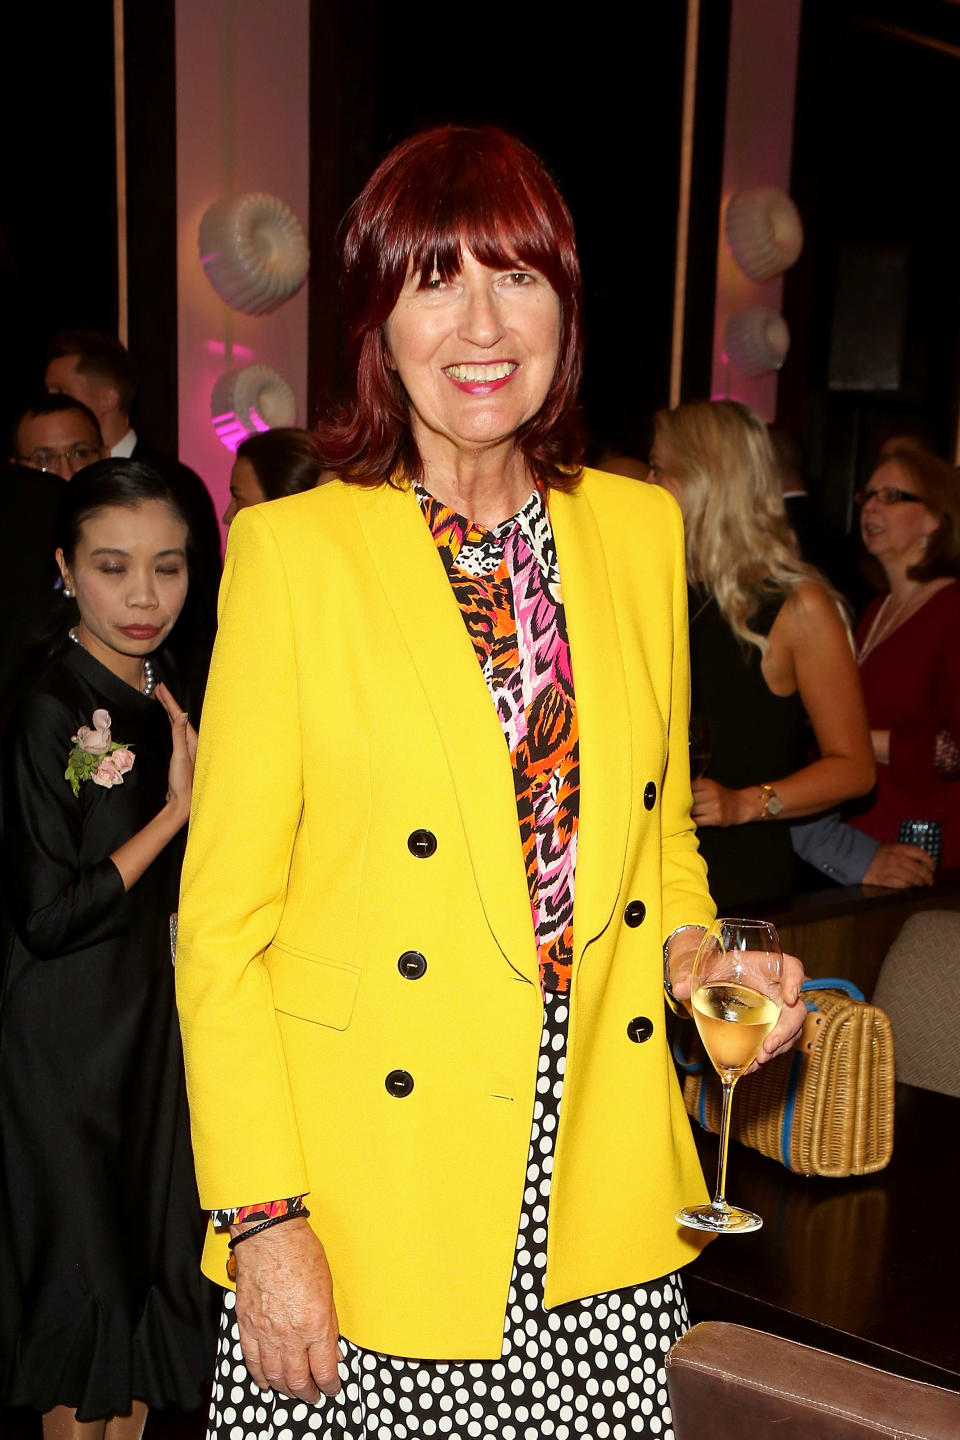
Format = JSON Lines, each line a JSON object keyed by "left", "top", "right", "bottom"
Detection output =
{"left": 677, "top": 918, "right": 783, "bottom": 1234}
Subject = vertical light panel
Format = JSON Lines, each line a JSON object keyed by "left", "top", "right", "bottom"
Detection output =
{"left": 670, "top": 0, "right": 701, "bottom": 409}
{"left": 113, "top": 0, "right": 128, "bottom": 347}
{"left": 175, "top": 0, "right": 310, "bottom": 532}
{"left": 710, "top": 0, "right": 802, "bottom": 420}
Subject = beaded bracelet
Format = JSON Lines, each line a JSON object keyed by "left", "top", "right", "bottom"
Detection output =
{"left": 225, "top": 1207, "right": 311, "bottom": 1281}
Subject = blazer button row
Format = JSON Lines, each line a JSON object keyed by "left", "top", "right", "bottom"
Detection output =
{"left": 385, "top": 1069, "right": 414, "bottom": 1097}
{"left": 398, "top": 950, "right": 427, "bottom": 979}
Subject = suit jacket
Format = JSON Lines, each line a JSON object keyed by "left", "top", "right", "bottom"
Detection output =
{"left": 176, "top": 468, "right": 715, "bottom": 1358}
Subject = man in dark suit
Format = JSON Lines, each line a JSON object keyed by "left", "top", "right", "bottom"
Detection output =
{"left": 44, "top": 330, "right": 220, "bottom": 701}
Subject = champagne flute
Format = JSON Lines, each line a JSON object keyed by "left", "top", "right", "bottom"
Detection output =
{"left": 677, "top": 918, "right": 783, "bottom": 1234}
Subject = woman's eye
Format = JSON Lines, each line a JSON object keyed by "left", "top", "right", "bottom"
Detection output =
{"left": 505, "top": 271, "right": 532, "bottom": 286}
{"left": 98, "top": 565, "right": 125, "bottom": 575}
{"left": 158, "top": 566, "right": 184, "bottom": 577}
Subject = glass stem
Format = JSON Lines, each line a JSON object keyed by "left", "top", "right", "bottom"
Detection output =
{"left": 713, "top": 1078, "right": 737, "bottom": 1209}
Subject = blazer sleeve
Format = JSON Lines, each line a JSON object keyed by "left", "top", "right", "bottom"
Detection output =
{"left": 658, "top": 494, "right": 716, "bottom": 940}
{"left": 3, "top": 691, "right": 128, "bottom": 957}
{"left": 176, "top": 506, "right": 310, "bottom": 1209}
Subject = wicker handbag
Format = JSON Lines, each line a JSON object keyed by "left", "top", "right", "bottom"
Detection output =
{"left": 679, "top": 978, "right": 895, "bottom": 1177}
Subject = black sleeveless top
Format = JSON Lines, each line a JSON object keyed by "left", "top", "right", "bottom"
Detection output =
{"left": 688, "top": 588, "right": 808, "bottom": 909}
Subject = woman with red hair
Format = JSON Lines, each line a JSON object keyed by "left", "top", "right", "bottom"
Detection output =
{"left": 177, "top": 126, "right": 805, "bottom": 1440}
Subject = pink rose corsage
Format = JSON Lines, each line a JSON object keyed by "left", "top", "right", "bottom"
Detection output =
{"left": 65, "top": 709, "right": 136, "bottom": 796}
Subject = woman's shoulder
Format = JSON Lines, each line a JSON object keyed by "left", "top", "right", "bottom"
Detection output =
{"left": 772, "top": 579, "right": 849, "bottom": 648}
{"left": 575, "top": 465, "right": 675, "bottom": 518}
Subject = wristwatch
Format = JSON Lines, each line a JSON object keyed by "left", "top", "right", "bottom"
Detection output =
{"left": 759, "top": 783, "right": 784, "bottom": 820}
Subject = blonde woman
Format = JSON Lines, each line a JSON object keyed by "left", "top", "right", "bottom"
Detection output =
{"left": 650, "top": 399, "right": 874, "bottom": 907}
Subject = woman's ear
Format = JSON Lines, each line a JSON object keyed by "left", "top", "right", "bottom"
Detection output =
{"left": 56, "top": 548, "right": 74, "bottom": 595}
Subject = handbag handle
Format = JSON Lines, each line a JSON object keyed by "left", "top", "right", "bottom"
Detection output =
{"left": 801, "top": 976, "right": 864, "bottom": 1001}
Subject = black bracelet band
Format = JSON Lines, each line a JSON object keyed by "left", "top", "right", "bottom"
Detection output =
{"left": 228, "top": 1208, "right": 310, "bottom": 1250}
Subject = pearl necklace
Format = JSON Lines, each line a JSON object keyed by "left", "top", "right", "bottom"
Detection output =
{"left": 69, "top": 626, "right": 156, "bottom": 696}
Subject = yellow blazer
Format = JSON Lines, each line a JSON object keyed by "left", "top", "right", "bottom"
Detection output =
{"left": 176, "top": 467, "right": 715, "bottom": 1359}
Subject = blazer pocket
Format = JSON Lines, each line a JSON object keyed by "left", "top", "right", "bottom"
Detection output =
{"left": 266, "top": 941, "right": 360, "bottom": 1030}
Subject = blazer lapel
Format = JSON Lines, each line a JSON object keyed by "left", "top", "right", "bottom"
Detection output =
{"left": 351, "top": 483, "right": 539, "bottom": 983}
{"left": 549, "top": 484, "right": 633, "bottom": 966}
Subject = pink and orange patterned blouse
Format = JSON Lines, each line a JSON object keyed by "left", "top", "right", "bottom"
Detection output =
{"left": 416, "top": 481, "right": 579, "bottom": 993}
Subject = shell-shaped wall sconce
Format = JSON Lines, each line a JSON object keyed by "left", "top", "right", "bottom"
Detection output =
{"left": 724, "top": 307, "right": 791, "bottom": 377}
{"left": 199, "top": 193, "right": 309, "bottom": 315}
{"left": 724, "top": 188, "right": 803, "bottom": 283}
{"left": 210, "top": 365, "right": 297, "bottom": 451}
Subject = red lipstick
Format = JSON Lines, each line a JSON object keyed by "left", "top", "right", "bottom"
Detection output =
{"left": 118, "top": 625, "right": 161, "bottom": 639}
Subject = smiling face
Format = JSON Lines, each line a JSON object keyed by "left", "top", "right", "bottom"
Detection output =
{"left": 57, "top": 500, "right": 189, "bottom": 683}
{"left": 382, "top": 247, "right": 561, "bottom": 474}
{"left": 859, "top": 459, "right": 939, "bottom": 576}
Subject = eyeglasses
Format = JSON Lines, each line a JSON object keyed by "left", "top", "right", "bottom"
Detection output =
{"left": 16, "top": 444, "right": 101, "bottom": 474}
{"left": 854, "top": 486, "right": 925, "bottom": 508}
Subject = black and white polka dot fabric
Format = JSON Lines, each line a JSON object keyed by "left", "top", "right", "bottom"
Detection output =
{"left": 209, "top": 993, "right": 688, "bottom": 1440}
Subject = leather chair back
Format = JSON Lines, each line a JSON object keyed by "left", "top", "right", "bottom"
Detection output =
{"left": 666, "top": 1322, "right": 960, "bottom": 1438}
{"left": 873, "top": 909, "right": 960, "bottom": 1098}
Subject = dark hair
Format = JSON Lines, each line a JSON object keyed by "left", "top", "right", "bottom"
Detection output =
{"left": 56, "top": 458, "right": 190, "bottom": 564}
{"left": 12, "top": 394, "right": 103, "bottom": 454}
{"left": 314, "top": 125, "right": 584, "bottom": 489}
{"left": 46, "top": 330, "right": 137, "bottom": 415}
{"left": 236, "top": 428, "right": 323, "bottom": 500}
{"left": 875, "top": 449, "right": 960, "bottom": 583}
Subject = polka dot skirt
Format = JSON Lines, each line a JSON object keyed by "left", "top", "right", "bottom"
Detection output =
{"left": 208, "top": 993, "right": 688, "bottom": 1440}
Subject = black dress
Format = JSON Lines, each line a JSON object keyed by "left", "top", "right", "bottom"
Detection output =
{"left": 0, "top": 643, "right": 217, "bottom": 1421}
{"left": 688, "top": 589, "right": 808, "bottom": 910}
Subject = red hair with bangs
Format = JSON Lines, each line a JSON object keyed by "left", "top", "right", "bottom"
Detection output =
{"left": 314, "top": 125, "right": 584, "bottom": 489}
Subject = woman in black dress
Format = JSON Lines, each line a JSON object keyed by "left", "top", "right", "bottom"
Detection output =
{"left": 649, "top": 399, "right": 875, "bottom": 908}
{"left": 0, "top": 461, "right": 216, "bottom": 1439}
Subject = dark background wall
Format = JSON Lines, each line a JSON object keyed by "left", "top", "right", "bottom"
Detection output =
{"left": 0, "top": 10, "right": 118, "bottom": 451}
{"left": 307, "top": 2, "right": 718, "bottom": 462}
{"left": 781, "top": 0, "right": 960, "bottom": 529}
{"left": 5, "top": 0, "right": 960, "bottom": 513}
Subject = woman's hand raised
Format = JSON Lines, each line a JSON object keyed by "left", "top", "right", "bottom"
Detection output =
{"left": 155, "top": 682, "right": 198, "bottom": 822}
{"left": 108, "top": 684, "right": 199, "bottom": 890}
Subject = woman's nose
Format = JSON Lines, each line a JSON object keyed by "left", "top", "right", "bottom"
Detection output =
{"left": 130, "top": 572, "right": 161, "bottom": 607}
{"left": 459, "top": 282, "right": 503, "bottom": 347}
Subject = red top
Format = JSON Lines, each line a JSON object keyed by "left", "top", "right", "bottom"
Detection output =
{"left": 852, "top": 581, "right": 960, "bottom": 866}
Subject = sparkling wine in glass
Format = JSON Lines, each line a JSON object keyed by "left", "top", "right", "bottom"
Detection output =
{"left": 677, "top": 918, "right": 783, "bottom": 1234}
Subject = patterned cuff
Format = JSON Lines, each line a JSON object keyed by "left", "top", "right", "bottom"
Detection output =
{"left": 210, "top": 1195, "right": 307, "bottom": 1232}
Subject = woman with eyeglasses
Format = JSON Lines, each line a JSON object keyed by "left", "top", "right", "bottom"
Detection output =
{"left": 649, "top": 399, "right": 875, "bottom": 908}
{"left": 847, "top": 448, "right": 960, "bottom": 868}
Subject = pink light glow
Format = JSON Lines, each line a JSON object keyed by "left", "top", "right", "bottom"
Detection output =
{"left": 203, "top": 339, "right": 255, "bottom": 360}
{"left": 211, "top": 412, "right": 252, "bottom": 452}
